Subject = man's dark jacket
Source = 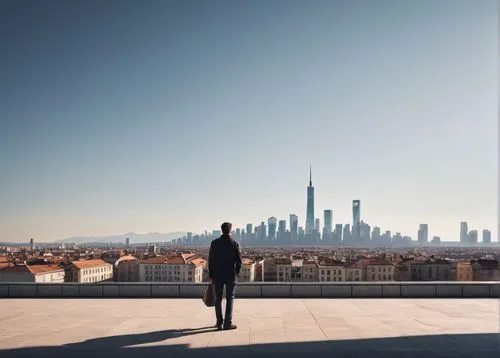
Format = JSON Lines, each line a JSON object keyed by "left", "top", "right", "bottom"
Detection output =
{"left": 208, "top": 235, "right": 243, "bottom": 282}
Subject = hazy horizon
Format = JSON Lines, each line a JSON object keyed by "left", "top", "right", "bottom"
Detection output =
{"left": 0, "top": 0, "right": 498, "bottom": 243}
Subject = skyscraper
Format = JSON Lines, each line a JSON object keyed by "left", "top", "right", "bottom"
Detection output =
{"left": 246, "top": 223, "right": 253, "bottom": 243}
{"left": 290, "top": 214, "right": 298, "bottom": 243}
{"left": 278, "top": 220, "right": 286, "bottom": 243}
{"left": 460, "top": 222, "right": 468, "bottom": 244}
{"left": 469, "top": 230, "right": 478, "bottom": 245}
{"left": 125, "top": 237, "right": 130, "bottom": 249}
{"left": 305, "top": 166, "right": 315, "bottom": 234}
{"left": 352, "top": 200, "right": 361, "bottom": 241}
{"left": 289, "top": 214, "right": 298, "bottom": 234}
{"left": 334, "top": 223, "right": 343, "bottom": 245}
{"left": 482, "top": 229, "right": 491, "bottom": 244}
{"left": 29, "top": 238, "right": 34, "bottom": 251}
{"left": 418, "top": 224, "right": 429, "bottom": 245}
{"left": 259, "top": 221, "right": 266, "bottom": 242}
{"left": 343, "top": 224, "right": 351, "bottom": 245}
{"left": 372, "top": 226, "right": 381, "bottom": 246}
{"left": 323, "top": 210, "right": 332, "bottom": 241}
{"left": 268, "top": 217, "right": 277, "bottom": 241}
{"left": 315, "top": 218, "right": 320, "bottom": 232}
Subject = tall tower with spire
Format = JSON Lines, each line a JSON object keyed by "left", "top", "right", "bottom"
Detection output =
{"left": 305, "top": 165, "right": 315, "bottom": 235}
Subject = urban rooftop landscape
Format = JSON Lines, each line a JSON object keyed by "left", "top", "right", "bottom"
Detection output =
{"left": 1, "top": 1, "right": 498, "bottom": 357}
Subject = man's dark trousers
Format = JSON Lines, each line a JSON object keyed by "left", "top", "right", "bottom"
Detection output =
{"left": 214, "top": 280, "right": 236, "bottom": 326}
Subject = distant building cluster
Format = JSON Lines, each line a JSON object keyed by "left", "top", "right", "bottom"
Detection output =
{"left": 1, "top": 243, "right": 499, "bottom": 284}
{"left": 0, "top": 170, "right": 496, "bottom": 284}
{"left": 165, "top": 170, "right": 493, "bottom": 248}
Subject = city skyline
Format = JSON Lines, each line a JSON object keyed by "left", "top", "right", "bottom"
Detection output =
{"left": 0, "top": 1, "right": 497, "bottom": 242}
{"left": 3, "top": 169, "right": 495, "bottom": 245}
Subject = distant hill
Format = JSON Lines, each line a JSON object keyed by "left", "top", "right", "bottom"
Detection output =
{"left": 56, "top": 232, "right": 187, "bottom": 245}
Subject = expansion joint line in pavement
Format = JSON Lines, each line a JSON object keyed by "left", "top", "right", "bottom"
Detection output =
{"left": 303, "top": 300, "right": 328, "bottom": 339}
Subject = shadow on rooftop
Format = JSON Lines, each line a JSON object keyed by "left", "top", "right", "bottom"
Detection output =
{"left": 1, "top": 331, "right": 498, "bottom": 358}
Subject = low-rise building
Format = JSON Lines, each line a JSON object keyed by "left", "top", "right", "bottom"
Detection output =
{"left": 301, "top": 260, "right": 319, "bottom": 282}
{"left": 239, "top": 258, "right": 256, "bottom": 282}
{"left": 66, "top": 259, "right": 113, "bottom": 283}
{"left": 409, "top": 258, "right": 452, "bottom": 281}
{"left": 471, "top": 259, "right": 500, "bottom": 281}
{"left": 318, "top": 261, "right": 345, "bottom": 282}
{"left": 360, "top": 259, "right": 395, "bottom": 281}
{"left": 262, "top": 257, "right": 278, "bottom": 282}
{"left": 456, "top": 262, "right": 473, "bottom": 281}
{"left": 0, "top": 263, "right": 65, "bottom": 282}
{"left": 138, "top": 254, "right": 206, "bottom": 282}
{"left": 345, "top": 264, "right": 362, "bottom": 282}
{"left": 114, "top": 255, "right": 140, "bottom": 282}
{"left": 254, "top": 259, "right": 264, "bottom": 282}
{"left": 276, "top": 258, "right": 292, "bottom": 282}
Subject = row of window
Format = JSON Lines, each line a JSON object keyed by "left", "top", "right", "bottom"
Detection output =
{"left": 370, "top": 275, "right": 393, "bottom": 280}
{"left": 83, "top": 273, "right": 112, "bottom": 282}
{"left": 144, "top": 276, "right": 202, "bottom": 282}
{"left": 82, "top": 266, "right": 111, "bottom": 275}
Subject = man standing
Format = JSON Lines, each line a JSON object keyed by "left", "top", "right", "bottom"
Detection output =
{"left": 208, "top": 222, "right": 242, "bottom": 331}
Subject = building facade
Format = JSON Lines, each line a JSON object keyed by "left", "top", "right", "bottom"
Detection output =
{"left": 345, "top": 265, "right": 362, "bottom": 281}
{"left": 318, "top": 262, "right": 345, "bottom": 282}
{"left": 0, "top": 264, "right": 65, "bottom": 282}
{"left": 138, "top": 254, "right": 205, "bottom": 282}
{"left": 239, "top": 258, "right": 256, "bottom": 282}
{"left": 360, "top": 259, "right": 395, "bottom": 281}
{"left": 114, "top": 255, "right": 140, "bottom": 282}
{"left": 409, "top": 259, "right": 452, "bottom": 281}
{"left": 66, "top": 259, "right": 113, "bottom": 283}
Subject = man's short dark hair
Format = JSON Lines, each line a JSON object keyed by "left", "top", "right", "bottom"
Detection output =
{"left": 221, "top": 222, "right": 232, "bottom": 235}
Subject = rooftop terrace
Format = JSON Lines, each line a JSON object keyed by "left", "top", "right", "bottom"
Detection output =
{"left": 0, "top": 298, "right": 498, "bottom": 357}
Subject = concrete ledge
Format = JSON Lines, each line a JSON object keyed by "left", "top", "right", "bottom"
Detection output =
{"left": 62, "top": 285, "right": 79, "bottom": 297}
{"left": 490, "top": 283, "right": 500, "bottom": 298}
{"left": 152, "top": 284, "right": 180, "bottom": 297}
{"left": 180, "top": 284, "right": 205, "bottom": 298}
{"left": 0, "top": 282, "right": 498, "bottom": 298}
{"left": 102, "top": 285, "right": 120, "bottom": 297}
{"left": 37, "top": 285, "right": 62, "bottom": 297}
{"left": 78, "top": 285, "right": 103, "bottom": 297}
{"left": 119, "top": 284, "right": 151, "bottom": 297}
{"left": 382, "top": 284, "right": 401, "bottom": 298}
{"left": 436, "top": 284, "right": 461, "bottom": 297}
{"left": 235, "top": 285, "right": 261, "bottom": 298}
{"left": 8, "top": 284, "right": 37, "bottom": 298}
{"left": 0, "top": 285, "right": 8, "bottom": 298}
{"left": 321, "top": 285, "right": 351, "bottom": 297}
{"left": 401, "top": 284, "right": 435, "bottom": 297}
{"left": 462, "top": 284, "right": 489, "bottom": 298}
{"left": 291, "top": 285, "right": 321, "bottom": 297}
{"left": 262, "top": 284, "right": 291, "bottom": 297}
{"left": 351, "top": 285, "right": 382, "bottom": 297}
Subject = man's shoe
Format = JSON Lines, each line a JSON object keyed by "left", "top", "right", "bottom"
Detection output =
{"left": 223, "top": 324, "right": 237, "bottom": 330}
{"left": 215, "top": 322, "right": 223, "bottom": 331}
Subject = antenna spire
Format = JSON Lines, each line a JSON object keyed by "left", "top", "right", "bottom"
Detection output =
{"left": 309, "top": 165, "right": 312, "bottom": 186}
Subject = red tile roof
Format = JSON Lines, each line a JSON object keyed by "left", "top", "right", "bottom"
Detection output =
{"left": 140, "top": 256, "right": 168, "bottom": 264}
{"left": 0, "top": 264, "right": 63, "bottom": 274}
{"left": 190, "top": 258, "right": 206, "bottom": 267}
{"left": 71, "top": 259, "right": 111, "bottom": 269}
{"left": 359, "top": 259, "right": 393, "bottom": 266}
{"left": 27, "top": 265, "right": 64, "bottom": 274}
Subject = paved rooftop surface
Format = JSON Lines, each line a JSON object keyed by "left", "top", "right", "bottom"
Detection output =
{"left": 0, "top": 299, "right": 498, "bottom": 357}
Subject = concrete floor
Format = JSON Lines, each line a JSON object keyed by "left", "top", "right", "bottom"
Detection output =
{"left": 0, "top": 299, "right": 498, "bottom": 357}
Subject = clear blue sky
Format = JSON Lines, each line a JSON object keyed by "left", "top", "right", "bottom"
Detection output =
{"left": 0, "top": 0, "right": 497, "bottom": 242}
